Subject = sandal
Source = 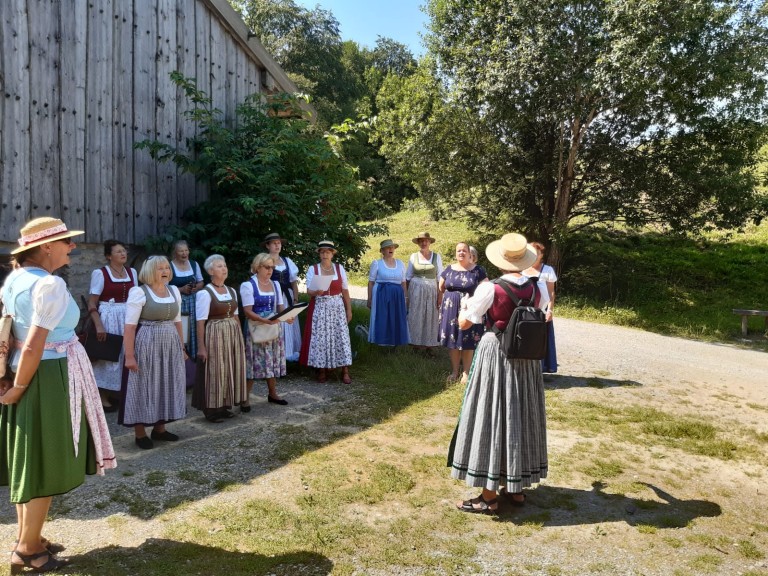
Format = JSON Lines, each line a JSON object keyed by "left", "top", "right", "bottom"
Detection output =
{"left": 499, "top": 487, "right": 526, "bottom": 507}
{"left": 11, "top": 539, "right": 65, "bottom": 555}
{"left": 341, "top": 368, "right": 351, "bottom": 384}
{"left": 457, "top": 494, "right": 499, "bottom": 515}
{"left": 11, "top": 549, "right": 69, "bottom": 574}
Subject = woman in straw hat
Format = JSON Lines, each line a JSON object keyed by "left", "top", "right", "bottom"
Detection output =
{"left": 299, "top": 241, "right": 353, "bottom": 383}
{"left": 523, "top": 242, "right": 558, "bottom": 374}
{"left": 0, "top": 216, "right": 116, "bottom": 572}
{"left": 263, "top": 233, "right": 302, "bottom": 362}
{"left": 406, "top": 232, "right": 443, "bottom": 351}
{"left": 448, "top": 233, "right": 550, "bottom": 514}
{"left": 367, "top": 239, "right": 409, "bottom": 346}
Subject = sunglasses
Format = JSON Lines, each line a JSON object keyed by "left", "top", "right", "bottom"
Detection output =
{"left": 58, "top": 238, "right": 75, "bottom": 246}
{"left": 262, "top": 265, "right": 275, "bottom": 270}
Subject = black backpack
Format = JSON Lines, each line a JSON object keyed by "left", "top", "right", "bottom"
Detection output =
{"left": 490, "top": 278, "right": 548, "bottom": 360}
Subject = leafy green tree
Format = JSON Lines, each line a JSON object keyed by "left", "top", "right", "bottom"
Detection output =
{"left": 377, "top": 0, "right": 768, "bottom": 268}
{"left": 232, "top": 0, "right": 361, "bottom": 125}
{"left": 136, "top": 73, "right": 384, "bottom": 280}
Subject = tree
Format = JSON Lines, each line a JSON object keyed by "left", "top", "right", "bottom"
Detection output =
{"left": 232, "top": 0, "right": 361, "bottom": 125}
{"left": 376, "top": 0, "right": 768, "bottom": 269}
{"left": 136, "top": 73, "right": 384, "bottom": 280}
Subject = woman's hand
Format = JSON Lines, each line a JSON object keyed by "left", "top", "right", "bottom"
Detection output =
{"left": 125, "top": 356, "right": 138, "bottom": 372}
{"left": 96, "top": 323, "right": 107, "bottom": 341}
{"left": 0, "top": 386, "right": 25, "bottom": 406}
{"left": 0, "top": 378, "right": 13, "bottom": 396}
{"left": 197, "top": 346, "right": 207, "bottom": 363}
{"left": 286, "top": 317, "right": 295, "bottom": 325}
{"left": 458, "top": 316, "right": 473, "bottom": 330}
{"left": 346, "top": 308, "right": 352, "bottom": 323}
{"left": 546, "top": 310, "right": 553, "bottom": 322}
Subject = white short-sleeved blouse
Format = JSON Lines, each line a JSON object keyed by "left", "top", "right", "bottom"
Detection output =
{"left": 89, "top": 267, "right": 138, "bottom": 296}
{"left": 461, "top": 274, "right": 550, "bottom": 325}
{"left": 195, "top": 285, "right": 238, "bottom": 321}
{"left": 305, "top": 264, "right": 349, "bottom": 290}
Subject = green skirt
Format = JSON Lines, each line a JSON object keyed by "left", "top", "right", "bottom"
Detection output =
{"left": 0, "top": 358, "right": 96, "bottom": 503}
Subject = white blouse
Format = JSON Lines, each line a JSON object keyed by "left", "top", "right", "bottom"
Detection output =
{"left": 239, "top": 276, "right": 284, "bottom": 308}
{"left": 195, "top": 285, "right": 238, "bottom": 320}
{"left": 274, "top": 256, "right": 299, "bottom": 282}
{"left": 171, "top": 260, "right": 203, "bottom": 281}
{"left": 460, "top": 274, "right": 550, "bottom": 325}
{"left": 31, "top": 275, "right": 70, "bottom": 330}
{"left": 305, "top": 263, "right": 349, "bottom": 290}
{"left": 125, "top": 285, "right": 182, "bottom": 325}
{"left": 88, "top": 267, "right": 138, "bottom": 295}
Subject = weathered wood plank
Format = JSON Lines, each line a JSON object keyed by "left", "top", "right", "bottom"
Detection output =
{"left": 58, "top": 0, "right": 88, "bottom": 234}
{"left": 209, "top": 18, "right": 227, "bottom": 125}
{"left": 156, "top": 0, "right": 178, "bottom": 235}
{"left": 194, "top": 0, "right": 211, "bottom": 206}
{"left": 176, "top": 0, "right": 199, "bottom": 220}
{"left": 27, "top": 0, "right": 59, "bottom": 221}
{"left": 132, "top": 1, "right": 158, "bottom": 242}
{"left": 112, "top": 0, "right": 135, "bottom": 243}
{"left": 85, "top": 0, "right": 115, "bottom": 241}
{"left": 224, "top": 30, "right": 237, "bottom": 125}
{"left": 0, "top": 0, "right": 31, "bottom": 235}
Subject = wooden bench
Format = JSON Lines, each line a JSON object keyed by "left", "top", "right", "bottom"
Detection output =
{"left": 732, "top": 309, "right": 768, "bottom": 336}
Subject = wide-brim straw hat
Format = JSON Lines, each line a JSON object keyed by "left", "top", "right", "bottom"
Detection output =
{"left": 379, "top": 239, "right": 399, "bottom": 251}
{"left": 12, "top": 216, "right": 84, "bottom": 254}
{"left": 485, "top": 233, "right": 538, "bottom": 272}
{"left": 316, "top": 240, "right": 337, "bottom": 253}
{"left": 262, "top": 232, "right": 286, "bottom": 246}
{"left": 412, "top": 232, "right": 436, "bottom": 244}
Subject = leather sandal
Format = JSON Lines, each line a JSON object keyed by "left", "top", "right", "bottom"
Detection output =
{"left": 499, "top": 486, "right": 526, "bottom": 507}
{"left": 457, "top": 494, "right": 499, "bottom": 515}
{"left": 11, "top": 539, "right": 65, "bottom": 555}
{"left": 11, "top": 549, "right": 69, "bottom": 574}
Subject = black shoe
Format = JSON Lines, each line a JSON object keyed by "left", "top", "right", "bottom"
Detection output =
{"left": 135, "top": 436, "right": 154, "bottom": 450}
{"left": 150, "top": 430, "right": 179, "bottom": 442}
{"left": 267, "top": 395, "right": 288, "bottom": 405}
{"left": 222, "top": 409, "right": 236, "bottom": 418}
{"left": 102, "top": 404, "right": 118, "bottom": 413}
{"left": 240, "top": 403, "right": 251, "bottom": 413}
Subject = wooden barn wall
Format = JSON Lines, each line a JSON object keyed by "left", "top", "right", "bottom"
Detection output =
{"left": 0, "top": 0, "right": 265, "bottom": 245}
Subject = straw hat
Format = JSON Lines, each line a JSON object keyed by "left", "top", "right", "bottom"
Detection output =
{"left": 316, "top": 240, "right": 337, "bottom": 253}
{"left": 412, "top": 232, "right": 436, "bottom": 244}
{"left": 485, "top": 233, "right": 538, "bottom": 272}
{"left": 262, "top": 232, "right": 286, "bottom": 246}
{"left": 379, "top": 239, "right": 399, "bottom": 251}
{"left": 12, "top": 217, "right": 84, "bottom": 255}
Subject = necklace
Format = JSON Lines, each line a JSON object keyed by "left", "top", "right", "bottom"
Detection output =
{"left": 109, "top": 265, "right": 126, "bottom": 278}
{"left": 320, "top": 263, "right": 334, "bottom": 273}
{"left": 211, "top": 282, "right": 225, "bottom": 288}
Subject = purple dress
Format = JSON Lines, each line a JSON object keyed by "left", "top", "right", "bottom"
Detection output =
{"left": 439, "top": 266, "right": 487, "bottom": 350}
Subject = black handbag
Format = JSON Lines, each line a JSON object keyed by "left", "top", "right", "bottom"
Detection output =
{"left": 80, "top": 318, "right": 123, "bottom": 362}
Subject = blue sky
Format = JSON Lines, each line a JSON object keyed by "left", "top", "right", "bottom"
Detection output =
{"left": 294, "top": 0, "right": 429, "bottom": 56}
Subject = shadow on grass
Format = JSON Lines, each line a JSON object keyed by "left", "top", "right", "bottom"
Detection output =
{"left": 67, "top": 538, "right": 333, "bottom": 576}
{"left": 493, "top": 481, "right": 721, "bottom": 528}
{"left": 543, "top": 374, "right": 643, "bottom": 391}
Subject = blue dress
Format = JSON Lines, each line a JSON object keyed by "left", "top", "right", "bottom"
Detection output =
{"left": 369, "top": 259, "right": 409, "bottom": 346}
{"left": 439, "top": 266, "right": 487, "bottom": 350}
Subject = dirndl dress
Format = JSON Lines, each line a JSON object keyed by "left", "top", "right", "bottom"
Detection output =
{"left": 0, "top": 268, "right": 116, "bottom": 503}
{"left": 90, "top": 266, "right": 137, "bottom": 391}
{"left": 170, "top": 260, "right": 203, "bottom": 357}
{"left": 241, "top": 278, "right": 286, "bottom": 380}
{"left": 406, "top": 251, "right": 442, "bottom": 346}
{"left": 192, "top": 285, "right": 248, "bottom": 413}
{"left": 299, "top": 263, "right": 353, "bottom": 369}
{"left": 439, "top": 266, "right": 487, "bottom": 350}
{"left": 271, "top": 257, "right": 302, "bottom": 361}
{"left": 368, "top": 259, "right": 409, "bottom": 346}
{"left": 448, "top": 278, "right": 548, "bottom": 493}
{"left": 120, "top": 285, "right": 187, "bottom": 426}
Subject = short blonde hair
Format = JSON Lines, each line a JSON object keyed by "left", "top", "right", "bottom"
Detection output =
{"left": 139, "top": 255, "right": 169, "bottom": 285}
{"left": 250, "top": 253, "right": 275, "bottom": 274}
{"left": 204, "top": 254, "right": 226, "bottom": 274}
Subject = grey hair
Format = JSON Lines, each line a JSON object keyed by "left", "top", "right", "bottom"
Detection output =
{"left": 468, "top": 245, "right": 479, "bottom": 262}
{"left": 203, "top": 254, "right": 226, "bottom": 274}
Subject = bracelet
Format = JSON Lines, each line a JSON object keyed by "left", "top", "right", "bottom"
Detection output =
{"left": 13, "top": 383, "right": 28, "bottom": 389}
{"left": 88, "top": 306, "right": 98, "bottom": 313}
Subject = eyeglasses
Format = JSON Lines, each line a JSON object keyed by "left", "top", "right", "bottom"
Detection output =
{"left": 58, "top": 238, "right": 74, "bottom": 246}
